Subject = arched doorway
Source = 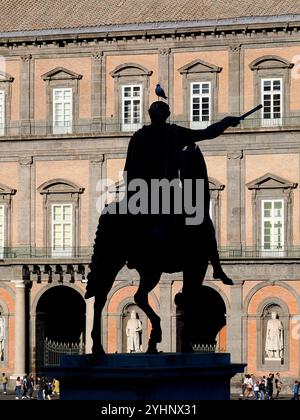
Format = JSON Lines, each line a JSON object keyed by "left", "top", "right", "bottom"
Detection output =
{"left": 176, "top": 285, "right": 227, "bottom": 351}
{"left": 35, "top": 286, "right": 85, "bottom": 373}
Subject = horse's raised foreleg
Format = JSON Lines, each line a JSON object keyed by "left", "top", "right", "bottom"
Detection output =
{"left": 134, "top": 271, "right": 162, "bottom": 354}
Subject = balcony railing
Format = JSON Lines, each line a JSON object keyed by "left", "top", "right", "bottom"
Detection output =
{"left": 1, "top": 245, "right": 300, "bottom": 261}
{"left": 0, "top": 246, "right": 92, "bottom": 259}
{"left": 1, "top": 116, "right": 300, "bottom": 137}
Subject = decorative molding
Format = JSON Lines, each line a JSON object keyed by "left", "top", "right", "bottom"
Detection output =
{"left": 159, "top": 48, "right": 171, "bottom": 56}
{"left": 20, "top": 54, "right": 32, "bottom": 62}
{"left": 229, "top": 44, "right": 241, "bottom": 53}
{"left": 247, "top": 173, "right": 298, "bottom": 190}
{"left": 0, "top": 71, "right": 14, "bottom": 83}
{"left": 41, "top": 67, "right": 83, "bottom": 81}
{"left": 110, "top": 63, "right": 153, "bottom": 78}
{"left": 227, "top": 151, "right": 243, "bottom": 160}
{"left": 178, "top": 58, "right": 222, "bottom": 75}
{"left": 89, "top": 154, "right": 105, "bottom": 165}
{"left": 0, "top": 183, "right": 16, "bottom": 197}
{"left": 92, "top": 51, "right": 103, "bottom": 60}
{"left": 249, "top": 55, "right": 294, "bottom": 71}
{"left": 208, "top": 177, "right": 225, "bottom": 191}
{"left": 37, "top": 178, "right": 84, "bottom": 195}
{"left": 19, "top": 156, "right": 33, "bottom": 166}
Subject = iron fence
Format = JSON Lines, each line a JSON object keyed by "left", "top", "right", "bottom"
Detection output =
{"left": 44, "top": 337, "right": 84, "bottom": 367}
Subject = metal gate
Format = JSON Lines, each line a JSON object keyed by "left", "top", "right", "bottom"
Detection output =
{"left": 44, "top": 336, "right": 85, "bottom": 366}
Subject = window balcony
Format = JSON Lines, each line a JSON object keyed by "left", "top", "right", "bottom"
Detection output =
{"left": 1, "top": 245, "right": 300, "bottom": 261}
{"left": 0, "top": 116, "right": 300, "bottom": 138}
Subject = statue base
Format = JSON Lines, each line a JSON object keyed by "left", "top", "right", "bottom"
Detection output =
{"left": 46, "top": 352, "right": 245, "bottom": 400}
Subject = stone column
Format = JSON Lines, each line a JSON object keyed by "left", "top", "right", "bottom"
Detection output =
{"left": 12, "top": 279, "right": 27, "bottom": 378}
{"left": 85, "top": 297, "right": 94, "bottom": 354}
{"left": 227, "top": 151, "right": 243, "bottom": 249}
{"left": 158, "top": 280, "right": 173, "bottom": 352}
{"left": 158, "top": 48, "right": 171, "bottom": 108}
{"left": 18, "top": 156, "right": 33, "bottom": 249}
{"left": 227, "top": 281, "right": 244, "bottom": 363}
{"left": 20, "top": 54, "right": 33, "bottom": 135}
{"left": 88, "top": 155, "right": 105, "bottom": 244}
{"left": 228, "top": 45, "right": 241, "bottom": 115}
{"left": 91, "top": 51, "right": 103, "bottom": 131}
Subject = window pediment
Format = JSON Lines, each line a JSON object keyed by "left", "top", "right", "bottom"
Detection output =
{"left": 249, "top": 56, "right": 294, "bottom": 71}
{"left": 0, "top": 182, "right": 16, "bottom": 198}
{"left": 0, "top": 71, "right": 14, "bottom": 83}
{"left": 178, "top": 59, "right": 222, "bottom": 75}
{"left": 110, "top": 63, "right": 153, "bottom": 78}
{"left": 38, "top": 179, "right": 84, "bottom": 195}
{"left": 41, "top": 67, "right": 82, "bottom": 81}
{"left": 247, "top": 173, "right": 297, "bottom": 190}
{"left": 208, "top": 177, "right": 225, "bottom": 191}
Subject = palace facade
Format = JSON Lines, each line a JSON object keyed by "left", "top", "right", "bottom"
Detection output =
{"left": 1, "top": 0, "right": 300, "bottom": 389}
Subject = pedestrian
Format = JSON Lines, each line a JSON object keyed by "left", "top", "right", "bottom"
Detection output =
{"left": 293, "top": 381, "right": 299, "bottom": 400}
{"left": 15, "top": 376, "right": 22, "bottom": 399}
{"left": 275, "top": 372, "right": 283, "bottom": 399}
{"left": 1, "top": 372, "right": 8, "bottom": 394}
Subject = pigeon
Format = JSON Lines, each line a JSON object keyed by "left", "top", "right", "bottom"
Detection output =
{"left": 155, "top": 84, "right": 168, "bottom": 100}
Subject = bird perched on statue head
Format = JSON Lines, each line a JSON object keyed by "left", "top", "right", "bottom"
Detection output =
{"left": 155, "top": 84, "right": 168, "bottom": 100}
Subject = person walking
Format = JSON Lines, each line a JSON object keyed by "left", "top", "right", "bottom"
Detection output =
{"left": 1, "top": 372, "right": 8, "bottom": 394}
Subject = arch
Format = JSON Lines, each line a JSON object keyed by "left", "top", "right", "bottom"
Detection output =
{"left": 110, "top": 63, "right": 153, "bottom": 78}
{"left": 0, "top": 283, "right": 15, "bottom": 300}
{"left": 244, "top": 281, "right": 300, "bottom": 316}
{"left": 202, "top": 281, "right": 231, "bottom": 314}
{"left": 37, "top": 178, "right": 84, "bottom": 195}
{"left": 249, "top": 55, "right": 294, "bottom": 71}
{"left": 104, "top": 280, "right": 160, "bottom": 313}
{"left": 31, "top": 282, "right": 85, "bottom": 315}
{"left": 257, "top": 297, "right": 290, "bottom": 318}
{"left": 34, "top": 284, "right": 86, "bottom": 373}
{"left": 0, "top": 298, "right": 10, "bottom": 315}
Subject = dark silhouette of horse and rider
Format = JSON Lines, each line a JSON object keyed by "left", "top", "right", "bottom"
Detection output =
{"left": 85, "top": 99, "right": 261, "bottom": 354}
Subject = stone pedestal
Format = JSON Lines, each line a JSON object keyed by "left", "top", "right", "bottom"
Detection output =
{"left": 47, "top": 353, "right": 245, "bottom": 400}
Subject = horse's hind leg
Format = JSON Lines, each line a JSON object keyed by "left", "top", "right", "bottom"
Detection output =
{"left": 134, "top": 271, "right": 162, "bottom": 354}
{"left": 91, "top": 294, "right": 106, "bottom": 355}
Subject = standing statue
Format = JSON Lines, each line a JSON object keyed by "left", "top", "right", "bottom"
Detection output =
{"left": 0, "top": 313, "right": 5, "bottom": 361}
{"left": 265, "top": 311, "right": 284, "bottom": 359}
{"left": 126, "top": 310, "right": 142, "bottom": 353}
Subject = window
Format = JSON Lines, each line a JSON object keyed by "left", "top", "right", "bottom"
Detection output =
{"left": 190, "top": 82, "right": 211, "bottom": 128}
{"left": 0, "top": 91, "right": 4, "bottom": 136}
{"left": 53, "top": 88, "right": 72, "bottom": 134}
{"left": 261, "top": 200, "right": 284, "bottom": 256}
{"left": 178, "top": 59, "right": 221, "bottom": 127}
{"left": 261, "top": 79, "right": 282, "bottom": 127}
{"left": 0, "top": 205, "right": 4, "bottom": 258}
{"left": 122, "top": 85, "right": 142, "bottom": 131}
{"left": 51, "top": 204, "right": 73, "bottom": 257}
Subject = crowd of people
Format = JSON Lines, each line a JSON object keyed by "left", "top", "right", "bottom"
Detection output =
{"left": 241, "top": 372, "right": 299, "bottom": 400}
{"left": 2, "top": 373, "right": 59, "bottom": 400}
